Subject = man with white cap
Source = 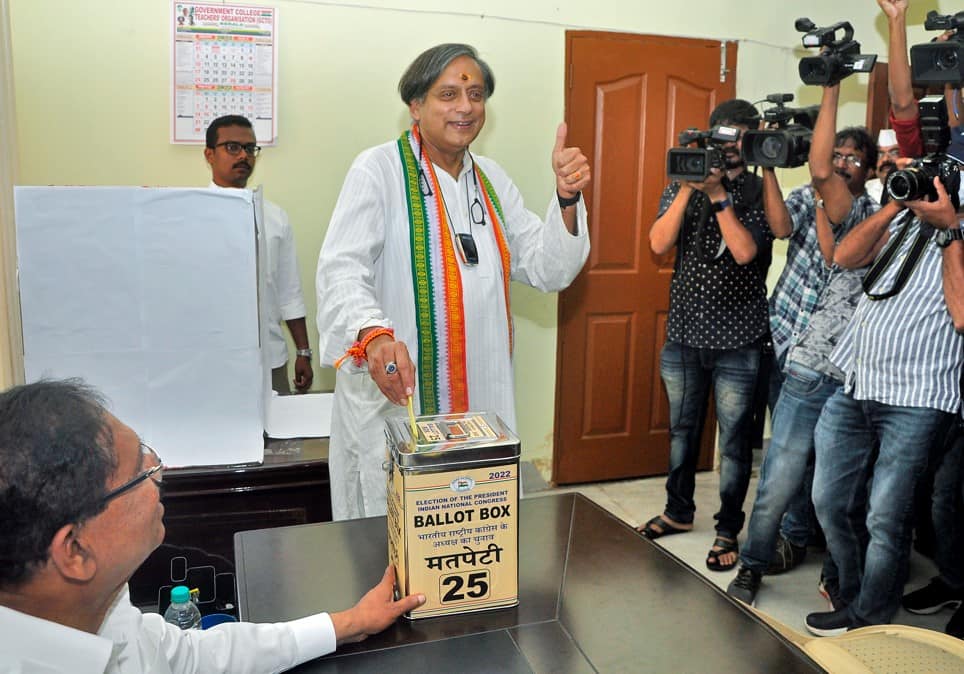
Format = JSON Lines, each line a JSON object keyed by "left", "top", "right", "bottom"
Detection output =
{"left": 864, "top": 128, "right": 904, "bottom": 205}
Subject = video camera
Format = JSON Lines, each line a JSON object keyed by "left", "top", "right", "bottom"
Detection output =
{"left": 666, "top": 125, "right": 741, "bottom": 182}
{"left": 742, "top": 94, "right": 819, "bottom": 168}
{"left": 885, "top": 96, "right": 961, "bottom": 207}
{"left": 910, "top": 10, "right": 964, "bottom": 85}
{"left": 796, "top": 18, "right": 877, "bottom": 86}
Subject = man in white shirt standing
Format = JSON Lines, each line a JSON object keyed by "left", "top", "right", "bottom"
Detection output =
{"left": 316, "top": 43, "right": 591, "bottom": 521}
{"left": 0, "top": 379, "right": 424, "bottom": 673}
{"left": 205, "top": 115, "right": 314, "bottom": 393}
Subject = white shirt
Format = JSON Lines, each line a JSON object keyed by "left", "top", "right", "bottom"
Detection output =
{"left": 0, "top": 586, "right": 335, "bottom": 674}
{"left": 209, "top": 183, "right": 307, "bottom": 369}
{"left": 865, "top": 177, "right": 884, "bottom": 205}
{"left": 316, "top": 140, "right": 589, "bottom": 520}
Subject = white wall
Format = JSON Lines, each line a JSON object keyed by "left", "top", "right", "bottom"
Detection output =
{"left": 7, "top": 0, "right": 957, "bottom": 469}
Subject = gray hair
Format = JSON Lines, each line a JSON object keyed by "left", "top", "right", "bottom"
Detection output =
{"left": 398, "top": 43, "right": 495, "bottom": 105}
{"left": 0, "top": 379, "right": 116, "bottom": 589}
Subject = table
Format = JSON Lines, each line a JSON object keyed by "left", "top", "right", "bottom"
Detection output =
{"left": 234, "top": 492, "right": 823, "bottom": 673}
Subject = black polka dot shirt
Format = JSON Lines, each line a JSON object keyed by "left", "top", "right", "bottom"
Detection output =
{"left": 657, "top": 173, "right": 772, "bottom": 350}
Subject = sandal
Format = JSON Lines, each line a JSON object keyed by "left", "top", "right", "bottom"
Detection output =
{"left": 706, "top": 536, "right": 739, "bottom": 572}
{"left": 636, "top": 515, "right": 691, "bottom": 540}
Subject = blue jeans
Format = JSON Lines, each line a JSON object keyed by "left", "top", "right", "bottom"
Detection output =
{"left": 660, "top": 341, "right": 760, "bottom": 538}
{"left": 813, "top": 389, "right": 953, "bottom": 626}
{"left": 767, "top": 351, "right": 815, "bottom": 548}
{"left": 933, "top": 427, "right": 964, "bottom": 590}
{"left": 740, "top": 363, "right": 840, "bottom": 573}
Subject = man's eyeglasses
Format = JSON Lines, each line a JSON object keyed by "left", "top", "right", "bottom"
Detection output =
{"left": 833, "top": 152, "right": 862, "bottom": 167}
{"left": 214, "top": 141, "right": 261, "bottom": 157}
{"left": 100, "top": 443, "right": 164, "bottom": 505}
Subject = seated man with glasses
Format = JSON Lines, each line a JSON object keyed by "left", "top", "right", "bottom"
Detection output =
{"left": 0, "top": 379, "right": 424, "bottom": 672}
{"left": 205, "top": 114, "right": 315, "bottom": 395}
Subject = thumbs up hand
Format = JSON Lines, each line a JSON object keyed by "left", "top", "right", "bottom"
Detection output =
{"left": 552, "top": 122, "right": 591, "bottom": 199}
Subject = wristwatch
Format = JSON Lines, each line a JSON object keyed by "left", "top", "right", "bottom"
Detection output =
{"left": 295, "top": 348, "right": 313, "bottom": 359}
{"left": 935, "top": 227, "right": 964, "bottom": 248}
{"left": 712, "top": 198, "right": 732, "bottom": 213}
{"left": 557, "top": 191, "right": 581, "bottom": 208}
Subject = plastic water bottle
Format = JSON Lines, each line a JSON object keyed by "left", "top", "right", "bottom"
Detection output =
{"left": 163, "top": 585, "right": 202, "bottom": 630}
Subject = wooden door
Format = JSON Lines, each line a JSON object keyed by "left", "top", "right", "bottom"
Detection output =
{"left": 553, "top": 32, "right": 737, "bottom": 485}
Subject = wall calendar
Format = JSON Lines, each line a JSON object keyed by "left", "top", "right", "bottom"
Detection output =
{"left": 172, "top": 2, "right": 277, "bottom": 144}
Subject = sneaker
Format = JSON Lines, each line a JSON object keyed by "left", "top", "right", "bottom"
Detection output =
{"left": 818, "top": 575, "right": 845, "bottom": 612}
{"left": 902, "top": 577, "right": 964, "bottom": 615}
{"left": 766, "top": 535, "right": 807, "bottom": 575}
{"left": 805, "top": 608, "right": 852, "bottom": 637}
{"left": 946, "top": 604, "right": 964, "bottom": 639}
{"left": 727, "top": 566, "right": 762, "bottom": 606}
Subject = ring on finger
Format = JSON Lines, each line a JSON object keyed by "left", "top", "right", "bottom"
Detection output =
{"left": 385, "top": 361, "right": 398, "bottom": 375}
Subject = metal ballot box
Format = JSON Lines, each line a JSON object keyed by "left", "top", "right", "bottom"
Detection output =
{"left": 385, "top": 412, "right": 520, "bottom": 619}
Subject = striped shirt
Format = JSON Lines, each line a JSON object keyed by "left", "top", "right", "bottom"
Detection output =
{"left": 769, "top": 185, "right": 879, "bottom": 359}
{"left": 830, "top": 215, "right": 964, "bottom": 412}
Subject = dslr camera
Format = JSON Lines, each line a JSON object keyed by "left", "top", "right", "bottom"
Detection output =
{"left": 742, "top": 94, "right": 819, "bottom": 168}
{"left": 796, "top": 18, "right": 877, "bottom": 86}
{"left": 885, "top": 96, "right": 961, "bottom": 207}
{"left": 666, "top": 126, "right": 740, "bottom": 182}
{"left": 910, "top": 10, "right": 964, "bottom": 85}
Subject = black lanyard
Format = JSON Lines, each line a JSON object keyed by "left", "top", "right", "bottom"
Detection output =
{"left": 862, "top": 210, "right": 932, "bottom": 301}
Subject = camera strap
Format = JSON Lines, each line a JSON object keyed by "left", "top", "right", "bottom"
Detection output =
{"left": 861, "top": 211, "right": 932, "bottom": 301}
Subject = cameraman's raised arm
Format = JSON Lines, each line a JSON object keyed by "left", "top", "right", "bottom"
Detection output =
{"left": 762, "top": 169, "right": 792, "bottom": 239}
{"left": 879, "top": 0, "right": 924, "bottom": 157}
{"left": 833, "top": 200, "right": 901, "bottom": 268}
{"left": 810, "top": 84, "right": 854, "bottom": 225}
{"left": 879, "top": 0, "right": 915, "bottom": 120}
{"left": 650, "top": 183, "right": 693, "bottom": 255}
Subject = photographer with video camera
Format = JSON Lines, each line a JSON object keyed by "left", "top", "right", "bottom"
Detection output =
{"left": 641, "top": 100, "right": 772, "bottom": 575}
{"left": 803, "top": 0, "right": 964, "bottom": 636}
{"left": 727, "top": 34, "right": 880, "bottom": 607}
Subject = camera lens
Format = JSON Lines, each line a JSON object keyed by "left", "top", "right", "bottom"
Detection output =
{"left": 759, "top": 136, "right": 784, "bottom": 161}
{"left": 886, "top": 170, "right": 918, "bottom": 201}
{"left": 682, "top": 156, "right": 704, "bottom": 173}
{"left": 937, "top": 48, "right": 959, "bottom": 71}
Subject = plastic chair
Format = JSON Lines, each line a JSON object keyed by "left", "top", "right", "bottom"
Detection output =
{"left": 800, "top": 624, "right": 964, "bottom": 674}
{"left": 746, "top": 605, "right": 964, "bottom": 673}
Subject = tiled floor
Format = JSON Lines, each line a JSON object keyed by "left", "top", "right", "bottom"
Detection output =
{"left": 525, "top": 467, "right": 955, "bottom": 640}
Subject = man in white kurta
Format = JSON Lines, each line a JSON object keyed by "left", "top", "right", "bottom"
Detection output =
{"left": 316, "top": 44, "right": 591, "bottom": 521}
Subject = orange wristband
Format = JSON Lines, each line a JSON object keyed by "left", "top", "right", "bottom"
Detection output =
{"left": 334, "top": 327, "right": 395, "bottom": 369}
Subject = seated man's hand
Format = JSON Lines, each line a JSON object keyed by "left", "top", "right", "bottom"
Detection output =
{"left": 331, "top": 565, "right": 426, "bottom": 645}
{"left": 905, "top": 176, "right": 960, "bottom": 229}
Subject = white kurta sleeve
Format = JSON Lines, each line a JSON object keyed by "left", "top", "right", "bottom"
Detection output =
{"left": 315, "top": 153, "right": 394, "bottom": 367}
{"left": 100, "top": 587, "right": 336, "bottom": 673}
{"left": 476, "top": 157, "right": 589, "bottom": 292}
{"left": 272, "top": 206, "right": 307, "bottom": 321}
